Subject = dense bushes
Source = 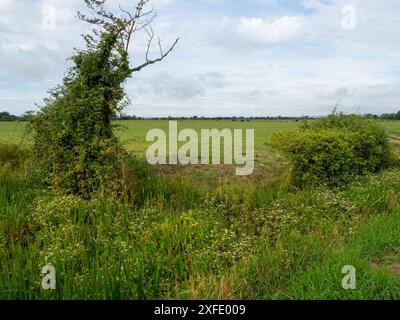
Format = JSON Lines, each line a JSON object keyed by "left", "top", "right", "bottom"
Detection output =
{"left": 270, "top": 113, "right": 394, "bottom": 187}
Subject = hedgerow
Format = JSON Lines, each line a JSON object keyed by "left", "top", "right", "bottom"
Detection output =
{"left": 270, "top": 113, "right": 394, "bottom": 187}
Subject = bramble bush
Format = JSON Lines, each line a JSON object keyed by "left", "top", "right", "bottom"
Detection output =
{"left": 270, "top": 113, "right": 394, "bottom": 187}
{"left": 29, "top": 28, "right": 134, "bottom": 196}
{"left": 29, "top": 0, "right": 177, "bottom": 198}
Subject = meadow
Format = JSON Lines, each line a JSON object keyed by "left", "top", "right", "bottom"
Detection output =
{"left": 1, "top": 119, "right": 400, "bottom": 299}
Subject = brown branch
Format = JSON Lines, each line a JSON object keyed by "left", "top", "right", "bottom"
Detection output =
{"left": 79, "top": 0, "right": 179, "bottom": 71}
{"left": 158, "top": 37, "right": 163, "bottom": 56}
{"left": 131, "top": 38, "right": 179, "bottom": 72}
{"left": 144, "top": 25, "right": 155, "bottom": 61}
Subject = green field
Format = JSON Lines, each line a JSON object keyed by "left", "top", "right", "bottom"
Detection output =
{"left": 0, "top": 119, "right": 300, "bottom": 148}
{"left": 1, "top": 118, "right": 399, "bottom": 150}
{"left": 0, "top": 120, "right": 299, "bottom": 186}
{"left": 1, "top": 119, "right": 399, "bottom": 180}
{"left": 1, "top": 119, "right": 400, "bottom": 299}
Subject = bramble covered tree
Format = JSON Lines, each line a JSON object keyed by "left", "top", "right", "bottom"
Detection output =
{"left": 30, "top": 0, "right": 178, "bottom": 196}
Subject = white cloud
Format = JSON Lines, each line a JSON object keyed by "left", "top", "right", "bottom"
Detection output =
{"left": 150, "top": 72, "right": 206, "bottom": 100}
{"left": 0, "top": 0, "right": 12, "bottom": 11}
{"left": 151, "top": 0, "right": 174, "bottom": 8}
{"left": 236, "top": 16, "right": 304, "bottom": 45}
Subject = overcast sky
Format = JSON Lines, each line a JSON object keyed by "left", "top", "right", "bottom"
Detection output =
{"left": 1, "top": 0, "right": 400, "bottom": 117}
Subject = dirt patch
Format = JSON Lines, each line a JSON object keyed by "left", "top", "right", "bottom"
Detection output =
{"left": 373, "top": 249, "right": 400, "bottom": 276}
{"left": 387, "top": 264, "right": 400, "bottom": 274}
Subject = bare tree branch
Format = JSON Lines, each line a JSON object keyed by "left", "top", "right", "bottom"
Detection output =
{"left": 158, "top": 37, "right": 163, "bottom": 57}
{"left": 144, "top": 25, "right": 155, "bottom": 62}
{"left": 78, "top": 0, "right": 179, "bottom": 73}
{"left": 131, "top": 37, "right": 179, "bottom": 72}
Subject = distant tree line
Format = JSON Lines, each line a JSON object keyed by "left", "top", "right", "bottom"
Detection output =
{"left": 0, "top": 112, "right": 20, "bottom": 121}
{"left": 115, "top": 115, "right": 312, "bottom": 121}
{"left": 116, "top": 113, "right": 400, "bottom": 121}
{"left": 0, "top": 111, "right": 34, "bottom": 121}
{"left": 1, "top": 110, "right": 400, "bottom": 122}
{"left": 379, "top": 111, "right": 400, "bottom": 120}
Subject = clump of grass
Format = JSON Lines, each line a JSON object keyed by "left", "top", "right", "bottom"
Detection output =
{"left": 0, "top": 144, "right": 27, "bottom": 167}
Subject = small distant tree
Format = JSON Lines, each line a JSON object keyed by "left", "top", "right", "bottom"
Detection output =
{"left": 30, "top": 0, "right": 178, "bottom": 196}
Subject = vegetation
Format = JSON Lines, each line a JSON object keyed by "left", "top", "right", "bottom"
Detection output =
{"left": 0, "top": 119, "right": 400, "bottom": 299}
{"left": 270, "top": 113, "right": 394, "bottom": 187}
{"left": 1, "top": 110, "right": 400, "bottom": 122}
{"left": 29, "top": 0, "right": 178, "bottom": 196}
{"left": 0, "top": 112, "right": 19, "bottom": 122}
{"left": 381, "top": 111, "right": 400, "bottom": 120}
{"left": 1, "top": 0, "right": 400, "bottom": 301}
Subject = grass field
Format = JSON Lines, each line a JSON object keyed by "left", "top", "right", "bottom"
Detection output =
{"left": 1, "top": 119, "right": 399, "bottom": 182}
{"left": 0, "top": 120, "right": 299, "bottom": 187}
{"left": 1, "top": 119, "right": 400, "bottom": 299}
{"left": 1, "top": 118, "right": 399, "bottom": 151}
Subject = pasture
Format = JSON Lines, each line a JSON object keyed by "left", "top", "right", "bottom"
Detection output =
{"left": 1, "top": 119, "right": 399, "bottom": 179}
{"left": 1, "top": 118, "right": 399, "bottom": 151}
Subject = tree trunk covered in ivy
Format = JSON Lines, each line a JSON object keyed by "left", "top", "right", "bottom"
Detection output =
{"left": 30, "top": 0, "right": 178, "bottom": 197}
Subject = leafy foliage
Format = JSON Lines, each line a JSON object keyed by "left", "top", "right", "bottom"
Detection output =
{"left": 30, "top": 34, "right": 130, "bottom": 195}
{"left": 270, "top": 113, "right": 394, "bottom": 187}
{"left": 29, "top": 0, "right": 178, "bottom": 196}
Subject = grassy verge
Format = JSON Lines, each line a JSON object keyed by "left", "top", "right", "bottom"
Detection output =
{"left": 1, "top": 148, "right": 399, "bottom": 299}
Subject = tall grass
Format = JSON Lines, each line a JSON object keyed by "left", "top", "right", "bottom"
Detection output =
{"left": 1, "top": 142, "right": 400, "bottom": 299}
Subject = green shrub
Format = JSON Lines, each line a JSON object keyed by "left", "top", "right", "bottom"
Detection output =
{"left": 270, "top": 114, "right": 393, "bottom": 187}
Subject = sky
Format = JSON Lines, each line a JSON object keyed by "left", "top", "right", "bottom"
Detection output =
{"left": 0, "top": 0, "right": 400, "bottom": 117}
